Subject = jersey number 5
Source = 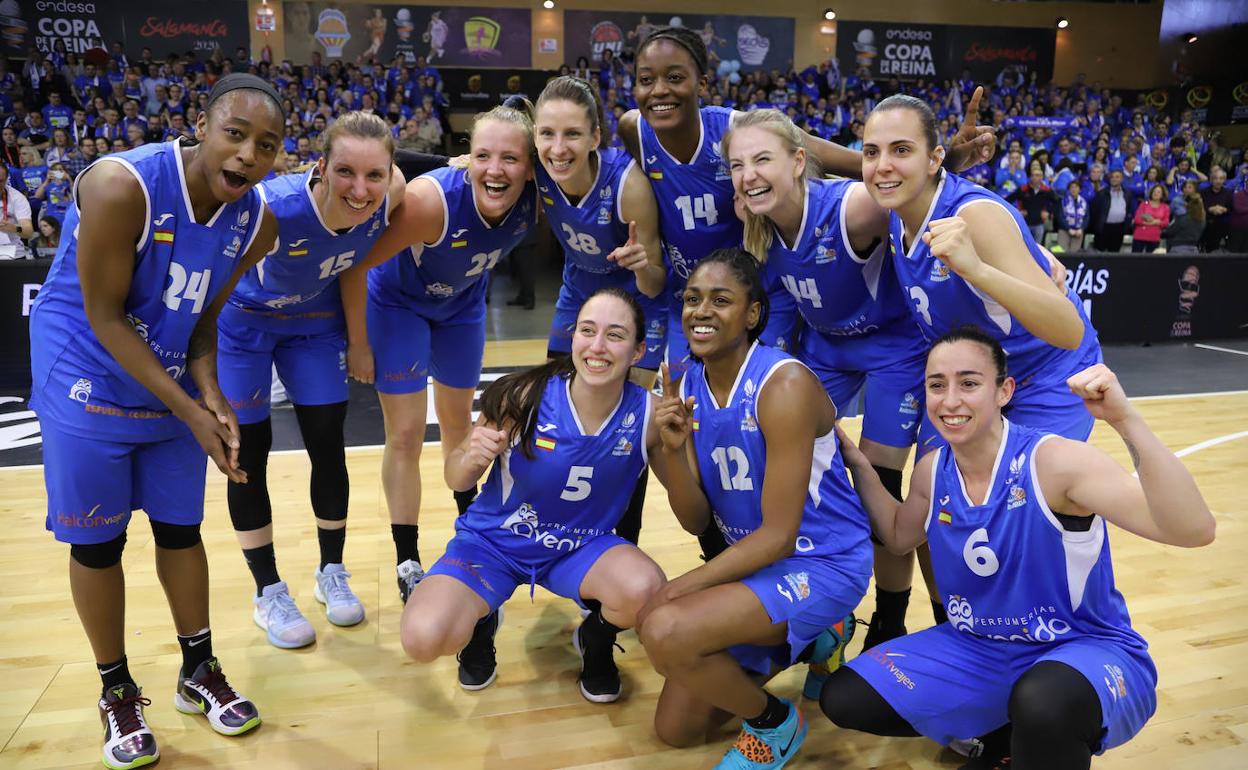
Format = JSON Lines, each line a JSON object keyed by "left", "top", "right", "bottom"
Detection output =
{"left": 560, "top": 465, "right": 594, "bottom": 502}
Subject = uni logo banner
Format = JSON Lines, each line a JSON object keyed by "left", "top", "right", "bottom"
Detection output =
{"left": 463, "top": 17, "right": 501, "bottom": 59}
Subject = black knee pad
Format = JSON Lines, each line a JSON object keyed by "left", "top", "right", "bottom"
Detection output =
{"left": 149, "top": 520, "right": 202, "bottom": 550}
{"left": 70, "top": 531, "right": 127, "bottom": 569}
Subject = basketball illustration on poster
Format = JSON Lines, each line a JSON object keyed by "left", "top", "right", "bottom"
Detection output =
{"left": 358, "top": 8, "right": 386, "bottom": 63}
{"left": 394, "top": 8, "right": 416, "bottom": 64}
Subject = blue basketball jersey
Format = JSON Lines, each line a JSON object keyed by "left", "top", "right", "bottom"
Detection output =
{"left": 459, "top": 376, "right": 650, "bottom": 565}
{"left": 638, "top": 106, "right": 741, "bottom": 297}
{"left": 927, "top": 420, "right": 1148, "bottom": 652}
{"left": 368, "top": 166, "right": 537, "bottom": 320}
{"left": 681, "top": 342, "right": 872, "bottom": 561}
{"left": 227, "top": 168, "right": 390, "bottom": 334}
{"left": 30, "top": 139, "right": 264, "bottom": 441}
{"left": 889, "top": 171, "right": 1100, "bottom": 384}
{"left": 536, "top": 148, "right": 633, "bottom": 276}
{"left": 768, "top": 178, "right": 914, "bottom": 339}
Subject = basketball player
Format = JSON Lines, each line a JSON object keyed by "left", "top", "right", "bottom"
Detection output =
{"left": 28, "top": 74, "right": 282, "bottom": 768}
{"left": 822, "top": 327, "right": 1214, "bottom": 769}
{"left": 641, "top": 250, "right": 872, "bottom": 770}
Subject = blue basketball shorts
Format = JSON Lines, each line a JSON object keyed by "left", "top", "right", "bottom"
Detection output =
{"left": 425, "top": 527, "right": 633, "bottom": 611}
{"left": 217, "top": 314, "right": 348, "bottom": 424}
{"left": 368, "top": 284, "right": 487, "bottom": 395}
{"left": 41, "top": 419, "right": 207, "bottom": 544}
{"left": 845, "top": 623, "right": 1157, "bottom": 753}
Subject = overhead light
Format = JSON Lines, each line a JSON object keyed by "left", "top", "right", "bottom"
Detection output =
{"left": 542, "top": 0, "right": 554, "bottom": 8}
{"left": 1186, "top": 32, "right": 1198, "bottom": 43}
{"left": 823, "top": 9, "right": 836, "bottom": 21}
{"left": 1056, "top": 17, "right": 1069, "bottom": 29}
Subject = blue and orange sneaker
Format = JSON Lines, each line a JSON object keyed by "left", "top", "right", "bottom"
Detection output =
{"left": 714, "top": 699, "right": 807, "bottom": 770}
{"left": 802, "top": 613, "right": 856, "bottom": 700}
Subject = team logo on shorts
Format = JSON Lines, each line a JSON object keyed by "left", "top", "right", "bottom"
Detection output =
{"left": 68, "top": 378, "right": 92, "bottom": 403}
{"left": 1103, "top": 663, "right": 1127, "bottom": 702}
{"left": 899, "top": 392, "right": 920, "bottom": 415}
{"left": 777, "top": 571, "right": 811, "bottom": 603}
{"left": 1007, "top": 485, "right": 1027, "bottom": 510}
{"left": 929, "top": 262, "right": 952, "bottom": 282}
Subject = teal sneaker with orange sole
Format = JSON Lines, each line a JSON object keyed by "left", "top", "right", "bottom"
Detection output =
{"left": 802, "top": 613, "right": 856, "bottom": 700}
{"left": 714, "top": 699, "right": 807, "bottom": 770}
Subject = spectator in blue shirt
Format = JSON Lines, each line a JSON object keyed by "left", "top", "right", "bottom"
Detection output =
{"left": 41, "top": 92, "right": 72, "bottom": 130}
{"left": 1057, "top": 178, "right": 1089, "bottom": 252}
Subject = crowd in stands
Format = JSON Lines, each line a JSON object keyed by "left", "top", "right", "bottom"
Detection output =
{"left": 2, "top": 40, "right": 1246, "bottom": 258}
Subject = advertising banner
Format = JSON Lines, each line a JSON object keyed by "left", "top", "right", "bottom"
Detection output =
{"left": 1059, "top": 255, "right": 1248, "bottom": 343}
{"left": 563, "top": 11, "right": 795, "bottom": 73}
{"left": 836, "top": 20, "right": 1055, "bottom": 83}
{"left": 5, "top": 0, "right": 247, "bottom": 60}
{"left": 284, "top": 4, "right": 531, "bottom": 68}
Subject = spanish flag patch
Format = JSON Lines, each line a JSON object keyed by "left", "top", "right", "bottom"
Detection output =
{"left": 542, "top": 196, "right": 555, "bottom": 205}
{"left": 153, "top": 231, "right": 174, "bottom": 244}
{"left": 451, "top": 240, "right": 468, "bottom": 248}
{"left": 691, "top": 419, "right": 700, "bottom": 432}
{"left": 535, "top": 436, "right": 556, "bottom": 452}
{"left": 938, "top": 510, "right": 953, "bottom": 525}
{"left": 289, "top": 248, "right": 308, "bottom": 256}
{"left": 648, "top": 171, "right": 663, "bottom": 180}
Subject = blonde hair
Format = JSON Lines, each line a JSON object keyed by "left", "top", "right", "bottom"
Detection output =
{"left": 319, "top": 110, "right": 395, "bottom": 161}
{"left": 472, "top": 98, "right": 536, "bottom": 155}
{"left": 721, "top": 109, "right": 819, "bottom": 262}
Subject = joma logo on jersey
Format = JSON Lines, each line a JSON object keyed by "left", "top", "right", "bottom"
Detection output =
{"left": 500, "top": 503, "right": 584, "bottom": 552}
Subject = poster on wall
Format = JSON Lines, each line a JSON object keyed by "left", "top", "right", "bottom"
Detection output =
{"left": 3, "top": 0, "right": 247, "bottom": 60}
{"left": 835, "top": 20, "right": 1055, "bottom": 83}
{"left": 283, "top": 4, "right": 531, "bottom": 68}
{"left": 563, "top": 11, "right": 795, "bottom": 73}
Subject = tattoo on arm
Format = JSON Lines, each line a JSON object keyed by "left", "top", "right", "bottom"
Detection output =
{"left": 187, "top": 323, "right": 215, "bottom": 360}
{"left": 1124, "top": 438, "right": 1141, "bottom": 470}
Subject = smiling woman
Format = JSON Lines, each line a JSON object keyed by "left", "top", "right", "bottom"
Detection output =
{"left": 25, "top": 72, "right": 284, "bottom": 767}
{"left": 335, "top": 101, "right": 539, "bottom": 615}
{"left": 213, "top": 109, "right": 407, "bottom": 651}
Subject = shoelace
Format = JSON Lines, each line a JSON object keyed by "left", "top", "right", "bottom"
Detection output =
{"left": 321, "top": 569, "right": 355, "bottom": 603}
{"left": 106, "top": 693, "right": 151, "bottom": 737}
{"left": 267, "top": 589, "right": 304, "bottom": 626}
{"left": 195, "top": 662, "right": 240, "bottom": 707}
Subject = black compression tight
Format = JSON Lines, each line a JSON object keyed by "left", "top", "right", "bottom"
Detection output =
{"left": 821, "top": 661, "right": 1105, "bottom": 769}
{"left": 227, "top": 402, "right": 349, "bottom": 533}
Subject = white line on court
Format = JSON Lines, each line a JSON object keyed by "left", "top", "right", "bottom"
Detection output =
{"left": 1194, "top": 344, "right": 1248, "bottom": 358}
{"left": 1174, "top": 431, "right": 1248, "bottom": 459}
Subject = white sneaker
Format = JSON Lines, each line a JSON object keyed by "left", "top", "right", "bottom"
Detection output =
{"left": 397, "top": 559, "right": 425, "bottom": 604}
{"left": 99, "top": 683, "right": 159, "bottom": 769}
{"left": 314, "top": 563, "right": 365, "bottom": 626}
{"left": 253, "top": 581, "right": 316, "bottom": 649}
{"left": 173, "top": 658, "right": 261, "bottom": 736}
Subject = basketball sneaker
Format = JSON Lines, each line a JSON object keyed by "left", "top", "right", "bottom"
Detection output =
{"left": 396, "top": 559, "right": 425, "bottom": 604}
{"left": 715, "top": 699, "right": 807, "bottom": 769}
{"left": 801, "top": 613, "right": 855, "bottom": 700}
{"left": 99, "top": 683, "right": 158, "bottom": 769}
{"left": 861, "top": 609, "right": 907, "bottom": 652}
{"left": 572, "top": 618, "right": 622, "bottom": 703}
{"left": 457, "top": 608, "right": 503, "bottom": 691}
{"left": 173, "top": 658, "right": 261, "bottom": 736}
{"left": 314, "top": 564, "right": 365, "bottom": 626}
{"left": 253, "top": 581, "right": 316, "bottom": 649}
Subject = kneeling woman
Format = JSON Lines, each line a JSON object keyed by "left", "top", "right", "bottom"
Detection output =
{"left": 823, "top": 326, "right": 1214, "bottom": 769}
{"left": 399, "top": 288, "right": 669, "bottom": 703}
{"left": 641, "top": 249, "right": 872, "bottom": 770}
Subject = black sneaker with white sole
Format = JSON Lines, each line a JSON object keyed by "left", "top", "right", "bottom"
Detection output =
{"left": 457, "top": 608, "right": 502, "bottom": 691}
{"left": 572, "top": 617, "right": 622, "bottom": 703}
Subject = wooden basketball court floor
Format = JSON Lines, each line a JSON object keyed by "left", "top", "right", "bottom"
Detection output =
{"left": 1, "top": 339, "right": 1245, "bottom": 769}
